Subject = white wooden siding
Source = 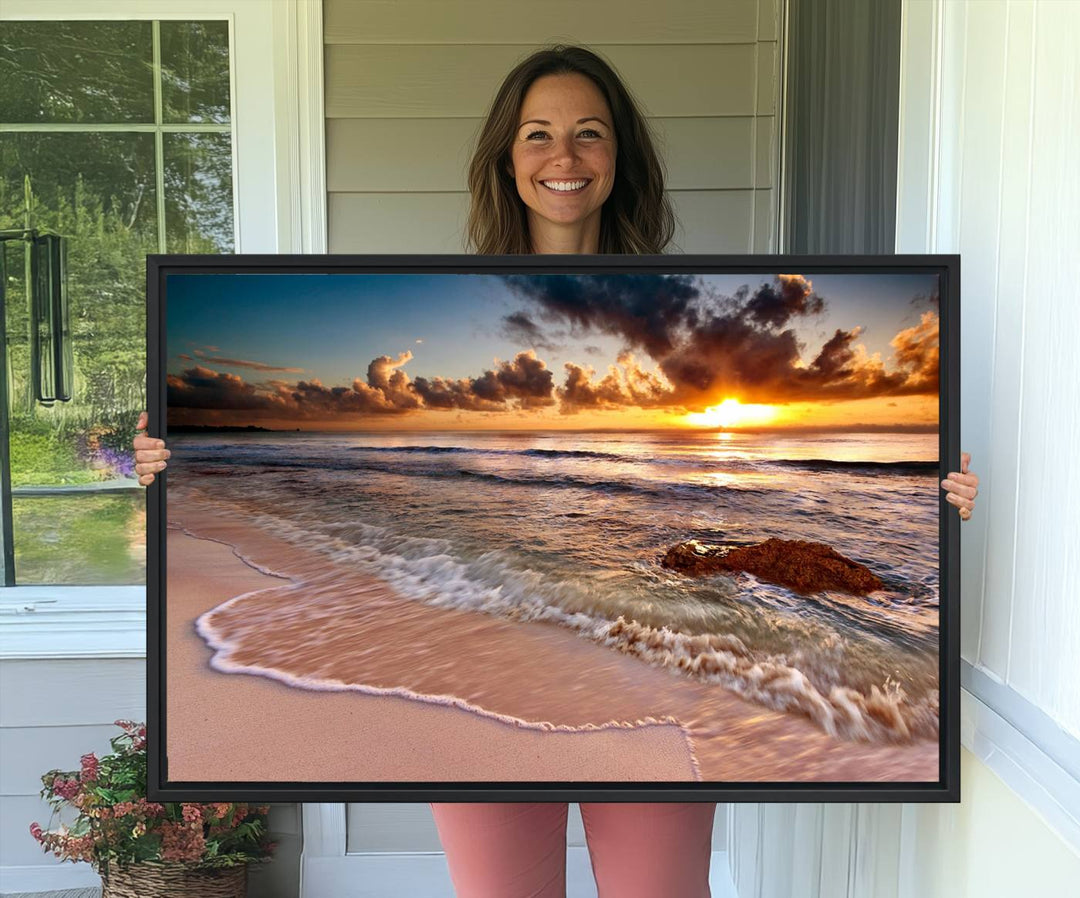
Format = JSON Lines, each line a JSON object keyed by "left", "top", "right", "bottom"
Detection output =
{"left": 901, "top": 0, "right": 1080, "bottom": 736}
{"left": 324, "top": 0, "right": 762, "bottom": 45}
{"left": 325, "top": 0, "right": 781, "bottom": 256}
{"left": 326, "top": 117, "right": 768, "bottom": 191}
{"left": 325, "top": 45, "right": 760, "bottom": 118}
{"left": 0, "top": 660, "right": 145, "bottom": 870}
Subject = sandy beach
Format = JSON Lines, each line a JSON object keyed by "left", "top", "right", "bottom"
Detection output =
{"left": 166, "top": 505, "right": 698, "bottom": 782}
{"left": 166, "top": 489, "right": 939, "bottom": 784}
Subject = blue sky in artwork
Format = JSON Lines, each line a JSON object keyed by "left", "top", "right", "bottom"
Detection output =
{"left": 166, "top": 270, "right": 939, "bottom": 388}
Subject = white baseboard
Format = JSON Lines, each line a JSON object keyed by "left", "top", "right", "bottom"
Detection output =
{"left": 961, "top": 673, "right": 1080, "bottom": 855}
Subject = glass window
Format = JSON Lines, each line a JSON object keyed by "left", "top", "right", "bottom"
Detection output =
{"left": 160, "top": 21, "right": 231, "bottom": 125}
{"left": 0, "top": 21, "right": 155, "bottom": 124}
{"left": 0, "top": 19, "right": 234, "bottom": 585}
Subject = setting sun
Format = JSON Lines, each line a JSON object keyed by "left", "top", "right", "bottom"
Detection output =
{"left": 685, "top": 398, "right": 777, "bottom": 429}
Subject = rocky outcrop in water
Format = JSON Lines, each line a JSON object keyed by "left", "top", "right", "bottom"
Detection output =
{"left": 661, "top": 538, "right": 884, "bottom": 596}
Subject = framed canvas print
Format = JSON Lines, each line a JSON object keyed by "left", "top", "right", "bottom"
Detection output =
{"left": 147, "top": 254, "right": 960, "bottom": 803}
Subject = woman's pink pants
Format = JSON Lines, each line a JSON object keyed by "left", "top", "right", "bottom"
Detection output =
{"left": 430, "top": 802, "right": 716, "bottom": 898}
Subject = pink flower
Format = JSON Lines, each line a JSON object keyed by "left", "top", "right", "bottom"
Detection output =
{"left": 181, "top": 804, "right": 202, "bottom": 824}
{"left": 52, "top": 777, "right": 80, "bottom": 801}
{"left": 80, "top": 753, "right": 99, "bottom": 782}
{"left": 29, "top": 822, "right": 43, "bottom": 842}
{"left": 137, "top": 799, "right": 166, "bottom": 818}
{"left": 160, "top": 821, "right": 206, "bottom": 863}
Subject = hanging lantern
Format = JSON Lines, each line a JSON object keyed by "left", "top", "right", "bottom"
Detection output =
{"left": 30, "top": 233, "right": 73, "bottom": 405}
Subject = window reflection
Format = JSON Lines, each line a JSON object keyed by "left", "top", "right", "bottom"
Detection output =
{"left": 0, "top": 20, "right": 233, "bottom": 585}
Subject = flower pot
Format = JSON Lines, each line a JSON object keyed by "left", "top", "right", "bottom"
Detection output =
{"left": 100, "top": 861, "right": 247, "bottom": 898}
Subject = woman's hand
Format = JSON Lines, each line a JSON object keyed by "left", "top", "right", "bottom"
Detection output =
{"left": 133, "top": 411, "right": 170, "bottom": 486}
{"left": 941, "top": 451, "right": 979, "bottom": 521}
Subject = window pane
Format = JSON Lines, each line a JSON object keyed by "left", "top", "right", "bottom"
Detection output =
{"left": 164, "top": 133, "right": 235, "bottom": 253}
{"left": 13, "top": 493, "right": 146, "bottom": 585}
{"left": 160, "top": 20, "right": 232, "bottom": 124}
{"left": 2, "top": 132, "right": 154, "bottom": 585}
{"left": 0, "top": 19, "right": 234, "bottom": 587}
{"left": 1, "top": 131, "right": 157, "bottom": 456}
{"left": 0, "top": 21, "right": 154, "bottom": 124}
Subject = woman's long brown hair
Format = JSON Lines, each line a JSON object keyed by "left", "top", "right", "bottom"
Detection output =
{"left": 466, "top": 45, "right": 676, "bottom": 255}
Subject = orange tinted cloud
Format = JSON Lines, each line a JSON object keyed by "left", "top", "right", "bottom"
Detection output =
{"left": 168, "top": 351, "right": 557, "bottom": 422}
{"left": 560, "top": 352, "right": 672, "bottom": 412}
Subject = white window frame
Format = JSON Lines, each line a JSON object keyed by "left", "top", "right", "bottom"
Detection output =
{"left": 0, "top": 0, "right": 326, "bottom": 660}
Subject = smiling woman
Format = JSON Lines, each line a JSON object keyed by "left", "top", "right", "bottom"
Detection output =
{"left": 465, "top": 45, "right": 675, "bottom": 255}
{"left": 508, "top": 73, "right": 617, "bottom": 252}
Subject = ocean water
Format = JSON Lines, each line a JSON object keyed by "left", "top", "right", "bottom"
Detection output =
{"left": 169, "top": 429, "right": 941, "bottom": 743}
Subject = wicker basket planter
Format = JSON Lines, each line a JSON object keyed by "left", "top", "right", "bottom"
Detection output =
{"left": 100, "top": 861, "right": 247, "bottom": 898}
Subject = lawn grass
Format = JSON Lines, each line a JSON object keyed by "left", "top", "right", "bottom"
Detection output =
{"left": 13, "top": 492, "right": 145, "bottom": 585}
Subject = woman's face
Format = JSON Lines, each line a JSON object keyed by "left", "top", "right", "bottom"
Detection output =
{"left": 509, "top": 73, "right": 617, "bottom": 234}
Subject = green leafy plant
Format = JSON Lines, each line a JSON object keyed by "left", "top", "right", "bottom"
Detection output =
{"left": 30, "top": 721, "right": 275, "bottom": 875}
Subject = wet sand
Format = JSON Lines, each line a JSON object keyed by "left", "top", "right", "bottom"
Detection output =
{"left": 166, "top": 490, "right": 939, "bottom": 784}
{"left": 166, "top": 511, "right": 698, "bottom": 782}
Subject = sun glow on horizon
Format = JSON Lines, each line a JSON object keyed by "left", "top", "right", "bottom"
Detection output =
{"left": 684, "top": 398, "right": 778, "bottom": 429}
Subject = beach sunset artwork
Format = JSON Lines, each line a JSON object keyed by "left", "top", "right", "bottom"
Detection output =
{"left": 160, "top": 267, "right": 945, "bottom": 788}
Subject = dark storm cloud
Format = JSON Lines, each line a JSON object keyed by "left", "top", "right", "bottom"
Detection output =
{"left": 166, "top": 364, "right": 413, "bottom": 417}
{"left": 502, "top": 272, "right": 939, "bottom": 407}
{"left": 657, "top": 313, "right": 804, "bottom": 401}
{"left": 169, "top": 350, "right": 557, "bottom": 420}
{"left": 656, "top": 312, "right": 938, "bottom": 404}
{"left": 744, "top": 274, "right": 825, "bottom": 328}
{"left": 810, "top": 328, "right": 860, "bottom": 380}
{"left": 911, "top": 284, "right": 940, "bottom": 311}
{"left": 501, "top": 273, "right": 701, "bottom": 357}
{"left": 167, "top": 366, "right": 286, "bottom": 411}
{"left": 501, "top": 311, "right": 560, "bottom": 352}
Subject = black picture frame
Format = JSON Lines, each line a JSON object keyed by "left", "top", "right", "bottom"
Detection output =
{"left": 147, "top": 253, "right": 960, "bottom": 803}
